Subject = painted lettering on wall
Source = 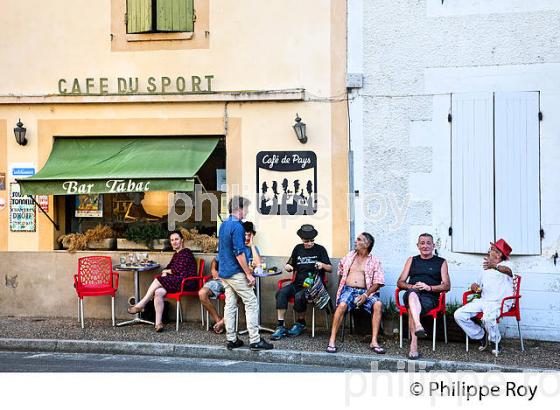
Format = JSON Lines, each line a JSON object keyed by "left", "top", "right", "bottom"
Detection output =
{"left": 256, "top": 151, "right": 318, "bottom": 216}
{"left": 61, "top": 180, "right": 151, "bottom": 194}
{"left": 57, "top": 75, "right": 215, "bottom": 95}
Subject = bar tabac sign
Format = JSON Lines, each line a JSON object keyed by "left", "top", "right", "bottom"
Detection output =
{"left": 18, "top": 178, "right": 195, "bottom": 196}
{"left": 57, "top": 75, "right": 215, "bottom": 95}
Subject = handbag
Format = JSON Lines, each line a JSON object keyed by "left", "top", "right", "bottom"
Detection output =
{"left": 305, "top": 274, "right": 331, "bottom": 310}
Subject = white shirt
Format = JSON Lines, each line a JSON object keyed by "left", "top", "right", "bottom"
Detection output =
{"left": 476, "top": 260, "right": 514, "bottom": 303}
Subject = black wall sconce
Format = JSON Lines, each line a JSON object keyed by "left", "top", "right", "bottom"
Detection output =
{"left": 14, "top": 119, "right": 27, "bottom": 146}
{"left": 293, "top": 113, "right": 307, "bottom": 144}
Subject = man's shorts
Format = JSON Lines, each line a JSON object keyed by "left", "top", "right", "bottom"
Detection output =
{"left": 403, "top": 289, "right": 438, "bottom": 315}
{"left": 336, "top": 285, "right": 380, "bottom": 314}
{"left": 203, "top": 279, "right": 225, "bottom": 297}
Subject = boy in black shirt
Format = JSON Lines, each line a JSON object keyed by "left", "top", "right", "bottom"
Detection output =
{"left": 271, "top": 224, "right": 332, "bottom": 340}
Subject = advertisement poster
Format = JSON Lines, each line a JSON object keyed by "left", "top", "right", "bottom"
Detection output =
{"left": 9, "top": 182, "right": 36, "bottom": 232}
{"left": 75, "top": 194, "right": 103, "bottom": 217}
{"left": 36, "top": 195, "right": 49, "bottom": 212}
{"left": 256, "top": 151, "right": 317, "bottom": 215}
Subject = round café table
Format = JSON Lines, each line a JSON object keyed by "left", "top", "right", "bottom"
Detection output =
{"left": 239, "top": 269, "right": 282, "bottom": 334}
{"left": 114, "top": 263, "right": 160, "bottom": 327}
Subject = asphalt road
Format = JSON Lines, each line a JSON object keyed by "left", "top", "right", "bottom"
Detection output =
{"left": 0, "top": 351, "right": 348, "bottom": 372}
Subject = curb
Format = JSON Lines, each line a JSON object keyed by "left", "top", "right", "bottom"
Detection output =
{"left": 0, "top": 338, "right": 549, "bottom": 372}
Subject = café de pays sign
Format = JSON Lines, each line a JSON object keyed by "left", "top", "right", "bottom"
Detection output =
{"left": 57, "top": 74, "right": 215, "bottom": 95}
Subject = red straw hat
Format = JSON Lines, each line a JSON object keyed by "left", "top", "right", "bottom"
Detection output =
{"left": 490, "top": 239, "right": 512, "bottom": 260}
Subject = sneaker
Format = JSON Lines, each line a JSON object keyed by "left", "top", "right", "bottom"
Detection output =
{"left": 270, "top": 325, "right": 288, "bottom": 340}
{"left": 226, "top": 338, "right": 244, "bottom": 350}
{"left": 477, "top": 328, "right": 488, "bottom": 351}
{"left": 288, "top": 322, "right": 306, "bottom": 336}
{"left": 250, "top": 339, "right": 274, "bottom": 351}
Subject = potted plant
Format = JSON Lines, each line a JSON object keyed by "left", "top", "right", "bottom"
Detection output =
{"left": 118, "top": 222, "right": 168, "bottom": 250}
{"left": 58, "top": 232, "right": 88, "bottom": 252}
{"left": 58, "top": 224, "right": 116, "bottom": 252}
{"left": 86, "top": 224, "right": 117, "bottom": 250}
{"left": 179, "top": 227, "right": 218, "bottom": 253}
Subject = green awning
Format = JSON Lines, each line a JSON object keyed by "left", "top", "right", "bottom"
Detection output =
{"left": 18, "top": 137, "right": 219, "bottom": 195}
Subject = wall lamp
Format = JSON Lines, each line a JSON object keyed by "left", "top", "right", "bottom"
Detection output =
{"left": 14, "top": 119, "right": 27, "bottom": 146}
{"left": 293, "top": 113, "right": 307, "bottom": 144}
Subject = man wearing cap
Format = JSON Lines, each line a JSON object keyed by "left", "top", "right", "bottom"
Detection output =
{"left": 454, "top": 239, "right": 513, "bottom": 355}
{"left": 270, "top": 224, "right": 332, "bottom": 340}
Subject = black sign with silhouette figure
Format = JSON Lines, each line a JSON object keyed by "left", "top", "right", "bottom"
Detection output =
{"left": 256, "top": 151, "right": 317, "bottom": 215}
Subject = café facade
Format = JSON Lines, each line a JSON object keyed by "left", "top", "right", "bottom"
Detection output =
{"left": 0, "top": 0, "right": 349, "bottom": 322}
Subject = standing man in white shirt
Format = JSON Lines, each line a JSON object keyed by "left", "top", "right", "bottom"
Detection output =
{"left": 454, "top": 239, "right": 513, "bottom": 355}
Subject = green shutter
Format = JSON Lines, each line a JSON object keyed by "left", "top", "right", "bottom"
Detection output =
{"left": 127, "top": 0, "right": 153, "bottom": 33}
{"left": 157, "top": 0, "right": 194, "bottom": 32}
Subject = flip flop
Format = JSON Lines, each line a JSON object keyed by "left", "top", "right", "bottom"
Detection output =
{"left": 213, "top": 323, "right": 225, "bottom": 334}
{"left": 408, "top": 352, "right": 421, "bottom": 360}
{"left": 326, "top": 345, "right": 338, "bottom": 353}
{"left": 414, "top": 328, "right": 428, "bottom": 338}
{"left": 370, "top": 345, "right": 386, "bottom": 354}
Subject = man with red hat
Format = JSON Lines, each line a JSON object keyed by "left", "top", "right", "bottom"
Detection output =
{"left": 454, "top": 239, "right": 514, "bottom": 355}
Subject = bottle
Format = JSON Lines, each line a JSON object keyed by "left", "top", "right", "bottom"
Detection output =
{"left": 303, "top": 272, "right": 314, "bottom": 288}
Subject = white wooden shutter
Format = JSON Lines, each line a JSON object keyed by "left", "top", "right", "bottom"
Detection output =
{"left": 495, "top": 92, "right": 540, "bottom": 255}
{"left": 451, "top": 93, "right": 495, "bottom": 253}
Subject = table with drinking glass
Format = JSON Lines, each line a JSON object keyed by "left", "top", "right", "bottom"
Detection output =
{"left": 114, "top": 262, "right": 160, "bottom": 327}
{"left": 239, "top": 268, "right": 282, "bottom": 334}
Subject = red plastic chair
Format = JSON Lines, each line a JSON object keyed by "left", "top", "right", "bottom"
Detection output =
{"left": 277, "top": 271, "right": 330, "bottom": 338}
{"left": 164, "top": 258, "right": 205, "bottom": 331}
{"left": 73, "top": 256, "right": 119, "bottom": 329}
{"left": 202, "top": 274, "right": 238, "bottom": 332}
{"left": 462, "top": 274, "right": 523, "bottom": 356}
{"left": 395, "top": 288, "right": 448, "bottom": 351}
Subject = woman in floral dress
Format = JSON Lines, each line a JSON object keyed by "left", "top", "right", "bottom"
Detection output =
{"left": 128, "top": 230, "right": 197, "bottom": 331}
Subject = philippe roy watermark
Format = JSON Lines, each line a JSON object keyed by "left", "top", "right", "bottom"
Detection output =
{"left": 166, "top": 184, "right": 412, "bottom": 231}
{"left": 344, "top": 360, "right": 559, "bottom": 406}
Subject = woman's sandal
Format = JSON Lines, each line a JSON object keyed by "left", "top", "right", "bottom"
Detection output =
{"left": 127, "top": 306, "right": 143, "bottom": 315}
{"left": 369, "top": 345, "right": 386, "bottom": 354}
{"left": 326, "top": 345, "right": 338, "bottom": 353}
{"left": 155, "top": 323, "right": 164, "bottom": 332}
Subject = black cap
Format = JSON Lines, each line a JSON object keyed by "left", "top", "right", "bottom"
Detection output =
{"left": 243, "top": 221, "right": 256, "bottom": 234}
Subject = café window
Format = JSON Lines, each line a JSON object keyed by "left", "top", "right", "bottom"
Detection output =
{"left": 53, "top": 138, "right": 225, "bottom": 250}
{"left": 127, "top": 0, "right": 194, "bottom": 33}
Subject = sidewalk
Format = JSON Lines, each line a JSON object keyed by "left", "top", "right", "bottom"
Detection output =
{"left": 0, "top": 317, "right": 558, "bottom": 372}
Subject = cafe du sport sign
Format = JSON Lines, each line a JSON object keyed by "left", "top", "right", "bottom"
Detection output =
{"left": 57, "top": 75, "right": 215, "bottom": 95}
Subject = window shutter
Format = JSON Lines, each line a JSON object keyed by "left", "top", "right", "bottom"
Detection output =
{"left": 127, "top": 0, "right": 153, "bottom": 33}
{"left": 451, "top": 93, "right": 495, "bottom": 253}
{"left": 494, "top": 92, "right": 540, "bottom": 255}
{"left": 157, "top": 0, "right": 194, "bottom": 32}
